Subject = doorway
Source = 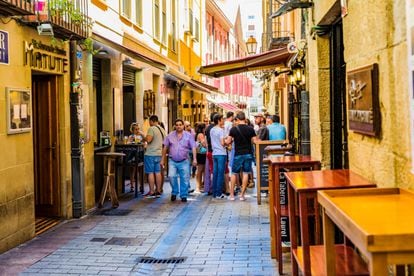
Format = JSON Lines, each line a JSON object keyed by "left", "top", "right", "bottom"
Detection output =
{"left": 123, "top": 85, "right": 136, "bottom": 136}
{"left": 330, "top": 19, "right": 349, "bottom": 169}
{"left": 32, "top": 74, "right": 61, "bottom": 218}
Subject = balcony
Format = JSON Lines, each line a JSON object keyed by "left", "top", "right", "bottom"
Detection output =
{"left": 23, "top": 0, "right": 90, "bottom": 40}
{"left": 0, "top": 0, "right": 34, "bottom": 16}
{"left": 261, "top": 31, "right": 293, "bottom": 52}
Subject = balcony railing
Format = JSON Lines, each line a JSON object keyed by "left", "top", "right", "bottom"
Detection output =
{"left": 261, "top": 31, "right": 294, "bottom": 52}
{"left": 0, "top": 0, "right": 34, "bottom": 16}
{"left": 24, "top": 0, "right": 90, "bottom": 40}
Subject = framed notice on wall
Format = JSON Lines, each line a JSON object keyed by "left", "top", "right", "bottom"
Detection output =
{"left": 407, "top": 0, "right": 414, "bottom": 172}
{"left": 6, "top": 87, "right": 32, "bottom": 134}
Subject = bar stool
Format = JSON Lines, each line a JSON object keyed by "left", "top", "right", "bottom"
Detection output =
{"left": 96, "top": 152, "right": 125, "bottom": 208}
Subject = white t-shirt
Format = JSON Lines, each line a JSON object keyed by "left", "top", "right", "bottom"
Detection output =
{"left": 210, "top": 126, "right": 227, "bottom": 156}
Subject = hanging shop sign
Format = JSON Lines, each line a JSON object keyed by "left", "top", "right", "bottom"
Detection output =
{"left": 0, "top": 30, "right": 9, "bottom": 65}
{"left": 347, "top": 63, "right": 380, "bottom": 137}
{"left": 23, "top": 39, "right": 68, "bottom": 73}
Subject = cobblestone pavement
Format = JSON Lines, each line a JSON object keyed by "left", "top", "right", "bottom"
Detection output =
{"left": 0, "top": 178, "right": 289, "bottom": 276}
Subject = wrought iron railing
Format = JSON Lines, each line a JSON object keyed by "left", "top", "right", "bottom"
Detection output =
{"left": 24, "top": 0, "right": 90, "bottom": 40}
{"left": 261, "top": 31, "right": 294, "bottom": 52}
{"left": 0, "top": 0, "right": 34, "bottom": 15}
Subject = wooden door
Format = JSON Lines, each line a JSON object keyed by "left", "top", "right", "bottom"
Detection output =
{"left": 32, "top": 74, "right": 60, "bottom": 217}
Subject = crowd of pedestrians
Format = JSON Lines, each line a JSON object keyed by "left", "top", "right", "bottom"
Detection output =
{"left": 132, "top": 110, "right": 286, "bottom": 203}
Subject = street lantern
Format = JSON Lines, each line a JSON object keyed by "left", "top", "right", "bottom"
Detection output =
{"left": 246, "top": 35, "right": 258, "bottom": 55}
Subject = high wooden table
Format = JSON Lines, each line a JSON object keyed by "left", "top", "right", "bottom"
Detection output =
{"left": 286, "top": 169, "right": 376, "bottom": 276}
{"left": 266, "top": 155, "right": 321, "bottom": 275}
{"left": 96, "top": 152, "right": 125, "bottom": 208}
{"left": 114, "top": 143, "right": 145, "bottom": 197}
{"left": 318, "top": 187, "right": 414, "bottom": 276}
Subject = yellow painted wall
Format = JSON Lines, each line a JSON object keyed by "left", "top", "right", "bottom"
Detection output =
{"left": 0, "top": 21, "right": 72, "bottom": 253}
{"left": 309, "top": 0, "right": 414, "bottom": 188}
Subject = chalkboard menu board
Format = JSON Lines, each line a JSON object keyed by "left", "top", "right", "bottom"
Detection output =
{"left": 254, "top": 140, "right": 286, "bottom": 205}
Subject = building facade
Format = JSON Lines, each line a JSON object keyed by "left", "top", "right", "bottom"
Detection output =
{"left": 305, "top": 0, "right": 414, "bottom": 187}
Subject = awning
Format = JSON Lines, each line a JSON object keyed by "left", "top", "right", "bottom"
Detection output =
{"left": 217, "top": 102, "right": 239, "bottom": 111}
{"left": 165, "top": 68, "right": 218, "bottom": 95}
{"left": 198, "top": 48, "right": 294, "bottom": 78}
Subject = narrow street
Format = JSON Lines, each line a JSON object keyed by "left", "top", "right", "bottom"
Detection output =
{"left": 0, "top": 177, "right": 287, "bottom": 276}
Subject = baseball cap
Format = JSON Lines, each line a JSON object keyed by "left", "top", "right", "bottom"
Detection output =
{"left": 254, "top": 113, "right": 264, "bottom": 117}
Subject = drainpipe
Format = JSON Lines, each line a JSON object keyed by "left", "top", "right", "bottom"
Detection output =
{"left": 70, "top": 40, "right": 84, "bottom": 218}
{"left": 300, "top": 90, "right": 310, "bottom": 155}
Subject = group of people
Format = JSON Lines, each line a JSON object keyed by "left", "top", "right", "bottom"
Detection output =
{"left": 126, "top": 110, "right": 286, "bottom": 203}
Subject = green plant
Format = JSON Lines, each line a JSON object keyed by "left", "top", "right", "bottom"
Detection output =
{"left": 48, "top": 0, "right": 96, "bottom": 54}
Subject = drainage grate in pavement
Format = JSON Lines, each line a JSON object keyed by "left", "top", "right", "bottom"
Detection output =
{"left": 137, "top": 256, "right": 186, "bottom": 264}
{"left": 90, "top": 237, "right": 108, "bottom": 242}
{"left": 95, "top": 209, "right": 133, "bottom": 216}
{"left": 104, "top": 237, "right": 144, "bottom": 246}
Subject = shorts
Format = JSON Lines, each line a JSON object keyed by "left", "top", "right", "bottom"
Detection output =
{"left": 144, "top": 155, "right": 161, "bottom": 173}
{"left": 231, "top": 154, "right": 253, "bottom": 174}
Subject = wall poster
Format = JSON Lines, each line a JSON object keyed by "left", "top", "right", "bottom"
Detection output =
{"left": 407, "top": 0, "right": 414, "bottom": 172}
{"left": 6, "top": 87, "right": 31, "bottom": 134}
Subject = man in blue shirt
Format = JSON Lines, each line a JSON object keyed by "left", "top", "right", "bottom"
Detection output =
{"left": 267, "top": 115, "right": 286, "bottom": 141}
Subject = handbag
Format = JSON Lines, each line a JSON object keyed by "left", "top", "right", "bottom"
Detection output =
{"left": 197, "top": 142, "right": 207, "bottom": 154}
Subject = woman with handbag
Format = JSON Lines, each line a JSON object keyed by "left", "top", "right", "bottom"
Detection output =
{"left": 195, "top": 123, "right": 207, "bottom": 193}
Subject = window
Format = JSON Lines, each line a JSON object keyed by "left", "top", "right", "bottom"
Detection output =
{"left": 154, "top": 0, "right": 160, "bottom": 39}
{"left": 193, "top": 17, "right": 199, "bottom": 41}
{"left": 135, "top": 0, "right": 142, "bottom": 26}
{"left": 121, "top": 0, "right": 131, "bottom": 19}
{"left": 248, "top": 25, "right": 255, "bottom": 31}
{"left": 248, "top": 15, "right": 255, "bottom": 19}
{"left": 162, "top": 0, "right": 166, "bottom": 44}
{"left": 170, "top": 0, "right": 177, "bottom": 51}
{"left": 189, "top": 8, "right": 193, "bottom": 35}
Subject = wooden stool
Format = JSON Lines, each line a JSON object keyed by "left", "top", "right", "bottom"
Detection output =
{"left": 96, "top": 152, "right": 125, "bottom": 208}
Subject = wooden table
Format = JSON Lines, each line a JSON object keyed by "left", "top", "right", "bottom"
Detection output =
{"left": 318, "top": 187, "right": 414, "bottom": 276}
{"left": 286, "top": 169, "right": 376, "bottom": 276}
{"left": 114, "top": 143, "right": 145, "bottom": 197}
{"left": 254, "top": 140, "right": 287, "bottom": 205}
{"left": 96, "top": 152, "right": 125, "bottom": 208}
{"left": 266, "top": 155, "right": 321, "bottom": 275}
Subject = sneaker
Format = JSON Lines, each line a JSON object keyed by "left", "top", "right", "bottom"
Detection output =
{"left": 155, "top": 192, "right": 161, "bottom": 198}
{"left": 239, "top": 195, "right": 246, "bottom": 201}
{"left": 228, "top": 196, "right": 235, "bottom": 201}
{"left": 181, "top": 197, "right": 187, "bottom": 202}
{"left": 143, "top": 192, "right": 152, "bottom": 197}
{"left": 207, "top": 192, "right": 213, "bottom": 196}
{"left": 193, "top": 190, "right": 201, "bottom": 194}
{"left": 145, "top": 193, "right": 156, "bottom": 199}
{"left": 171, "top": 195, "right": 177, "bottom": 202}
{"left": 188, "top": 189, "right": 195, "bottom": 193}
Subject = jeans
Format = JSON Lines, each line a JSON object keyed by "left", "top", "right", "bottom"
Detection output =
{"left": 168, "top": 159, "right": 190, "bottom": 199}
{"left": 212, "top": 155, "right": 227, "bottom": 197}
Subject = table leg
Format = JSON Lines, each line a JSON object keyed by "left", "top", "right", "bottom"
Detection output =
{"left": 323, "top": 210, "right": 336, "bottom": 276}
{"left": 370, "top": 253, "right": 388, "bottom": 276}
{"left": 288, "top": 183, "right": 298, "bottom": 276}
{"left": 108, "top": 159, "right": 119, "bottom": 208}
{"left": 299, "top": 193, "right": 311, "bottom": 276}
{"left": 98, "top": 157, "right": 109, "bottom": 208}
{"left": 135, "top": 163, "right": 139, "bottom": 198}
{"left": 268, "top": 164, "right": 277, "bottom": 259}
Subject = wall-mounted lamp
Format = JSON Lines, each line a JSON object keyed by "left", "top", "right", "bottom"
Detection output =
{"left": 123, "top": 57, "right": 134, "bottom": 66}
{"left": 246, "top": 35, "right": 258, "bottom": 55}
{"left": 37, "top": 23, "right": 54, "bottom": 36}
{"left": 96, "top": 49, "right": 109, "bottom": 55}
{"left": 288, "top": 63, "right": 305, "bottom": 86}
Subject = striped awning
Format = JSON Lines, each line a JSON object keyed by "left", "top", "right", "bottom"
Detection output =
{"left": 217, "top": 102, "right": 239, "bottom": 111}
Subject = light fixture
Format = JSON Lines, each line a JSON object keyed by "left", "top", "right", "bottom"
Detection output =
{"left": 246, "top": 35, "right": 258, "bottom": 55}
{"left": 96, "top": 49, "right": 108, "bottom": 55}
{"left": 123, "top": 57, "right": 134, "bottom": 66}
{"left": 288, "top": 63, "right": 305, "bottom": 86}
{"left": 37, "top": 23, "right": 54, "bottom": 36}
{"left": 271, "top": 0, "right": 313, "bottom": 18}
